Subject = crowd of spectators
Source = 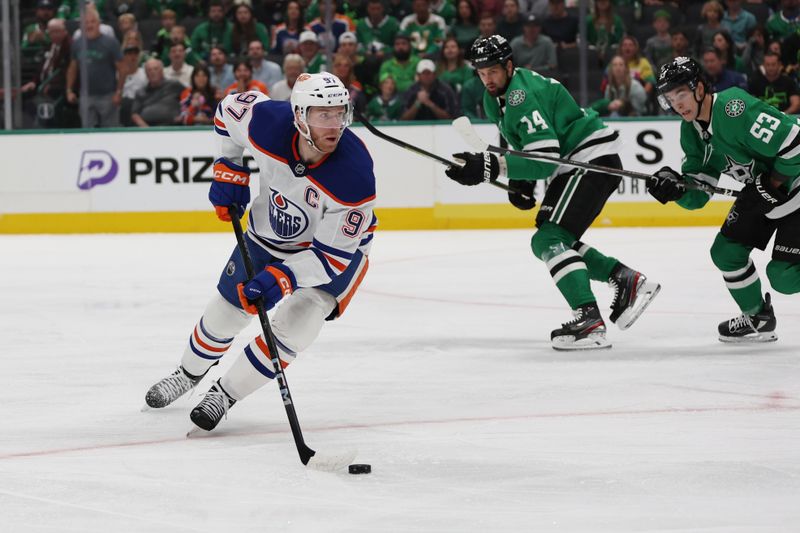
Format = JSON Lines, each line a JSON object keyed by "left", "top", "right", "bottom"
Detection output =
{"left": 10, "top": 0, "right": 800, "bottom": 129}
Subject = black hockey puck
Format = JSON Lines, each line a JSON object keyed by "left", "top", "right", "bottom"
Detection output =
{"left": 348, "top": 463, "right": 371, "bottom": 474}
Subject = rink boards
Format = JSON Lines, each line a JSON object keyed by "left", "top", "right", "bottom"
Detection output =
{"left": 0, "top": 119, "right": 735, "bottom": 233}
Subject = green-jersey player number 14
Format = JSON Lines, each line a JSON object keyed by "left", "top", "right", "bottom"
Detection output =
{"left": 520, "top": 110, "right": 548, "bottom": 134}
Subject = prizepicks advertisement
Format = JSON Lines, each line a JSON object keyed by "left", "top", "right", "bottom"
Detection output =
{"left": 2, "top": 120, "right": 699, "bottom": 215}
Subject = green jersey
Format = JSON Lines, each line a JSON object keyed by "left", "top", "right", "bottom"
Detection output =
{"left": 378, "top": 56, "right": 420, "bottom": 93}
{"left": 678, "top": 87, "right": 800, "bottom": 211}
{"left": 356, "top": 15, "right": 400, "bottom": 53}
{"left": 484, "top": 68, "right": 620, "bottom": 181}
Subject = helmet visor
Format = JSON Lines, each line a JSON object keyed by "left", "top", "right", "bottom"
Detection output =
{"left": 657, "top": 86, "right": 695, "bottom": 112}
{"left": 305, "top": 106, "right": 352, "bottom": 129}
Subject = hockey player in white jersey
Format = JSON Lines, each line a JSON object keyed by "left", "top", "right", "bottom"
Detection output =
{"left": 145, "top": 72, "right": 377, "bottom": 431}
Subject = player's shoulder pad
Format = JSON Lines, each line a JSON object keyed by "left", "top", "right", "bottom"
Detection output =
{"left": 713, "top": 87, "right": 756, "bottom": 121}
{"left": 247, "top": 99, "right": 296, "bottom": 151}
{"left": 307, "top": 129, "right": 376, "bottom": 206}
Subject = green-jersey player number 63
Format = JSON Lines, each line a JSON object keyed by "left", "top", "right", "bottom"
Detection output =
{"left": 750, "top": 112, "right": 781, "bottom": 143}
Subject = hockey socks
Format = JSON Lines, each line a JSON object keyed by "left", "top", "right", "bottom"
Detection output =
{"left": 572, "top": 240, "right": 619, "bottom": 282}
{"left": 181, "top": 294, "right": 251, "bottom": 377}
{"left": 532, "top": 224, "right": 595, "bottom": 309}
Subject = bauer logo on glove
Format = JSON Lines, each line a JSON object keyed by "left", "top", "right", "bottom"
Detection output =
{"left": 445, "top": 151, "right": 501, "bottom": 186}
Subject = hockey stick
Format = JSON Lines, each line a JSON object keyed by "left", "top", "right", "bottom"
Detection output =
{"left": 352, "top": 108, "right": 533, "bottom": 200}
{"left": 452, "top": 116, "right": 741, "bottom": 198}
{"left": 229, "top": 207, "right": 356, "bottom": 472}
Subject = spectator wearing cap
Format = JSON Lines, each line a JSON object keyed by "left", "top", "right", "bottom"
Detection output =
{"left": 722, "top": 0, "right": 756, "bottom": 49}
{"left": 542, "top": 0, "right": 578, "bottom": 48}
{"left": 748, "top": 52, "right": 800, "bottom": 113}
{"left": 497, "top": 0, "right": 524, "bottom": 42}
{"left": 23, "top": 0, "right": 57, "bottom": 53}
{"left": 208, "top": 45, "right": 234, "bottom": 99}
{"left": 270, "top": 54, "right": 306, "bottom": 101}
{"left": 131, "top": 58, "right": 185, "bottom": 126}
{"left": 450, "top": 0, "right": 480, "bottom": 51}
{"left": 224, "top": 60, "right": 269, "bottom": 96}
{"left": 248, "top": 40, "right": 282, "bottom": 91}
{"left": 298, "top": 30, "right": 327, "bottom": 73}
{"left": 226, "top": 1, "right": 271, "bottom": 58}
{"left": 65, "top": 5, "right": 124, "bottom": 127}
{"left": 511, "top": 15, "right": 557, "bottom": 75}
{"left": 643, "top": 9, "right": 673, "bottom": 70}
{"left": 400, "top": 0, "right": 447, "bottom": 56}
{"left": 400, "top": 58, "right": 459, "bottom": 120}
{"left": 309, "top": 0, "right": 356, "bottom": 51}
{"left": 271, "top": 0, "right": 308, "bottom": 55}
{"left": 366, "top": 73, "right": 404, "bottom": 120}
{"left": 163, "top": 41, "right": 194, "bottom": 87}
{"left": 356, "top": 0, "right": 400, "bottom": 59}
{"left": 191, "top": 0, "right": 233, "bottom": 61}
{"left": 378, "top": 33, "right": 421, "bottom": 93}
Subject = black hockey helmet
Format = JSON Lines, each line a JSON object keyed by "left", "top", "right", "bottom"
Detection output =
{"left": 469, "top": 35, "right": 513, "bottom": 69}
{"left": 656, "top": 56, "right": 704, "bottom": 110}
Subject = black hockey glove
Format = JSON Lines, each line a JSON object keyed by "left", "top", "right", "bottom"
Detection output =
{"left": 445, "top": 152, "right": 500, "bottom": 186}
{"left": 739, "top": 174, "right": 789, "bottom": 214}
{"left": 647, "top": 166, "right": 687, "bottom": 204}
{"left": 507, "top": 179, "right": 537, "bottom": 210}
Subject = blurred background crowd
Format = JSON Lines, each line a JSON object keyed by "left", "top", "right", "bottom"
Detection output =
{"left": 5, "top": 0, "right": 800, "bottom": 129}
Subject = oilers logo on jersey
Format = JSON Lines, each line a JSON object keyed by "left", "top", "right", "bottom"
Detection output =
{"left": 269, "top": 189, "right": 309, "bottom": 239}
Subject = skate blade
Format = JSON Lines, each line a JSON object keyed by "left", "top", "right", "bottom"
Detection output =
{"left": 617, "top": 281, "right": 661, "bottom": 331}
{"left": 186, "top": 426, "right": 211, "bottom": 438}
{"left": 141, "top": 404, "right": 152, "bottom": 412}
{"left": 552, "top": 333, "right": 612, "bottom": 351}
{"left": 719, "top": 331, "right": 778, "bottom": 343}
{"left": 306, "top": 448, "right": 359, "bottom": 472}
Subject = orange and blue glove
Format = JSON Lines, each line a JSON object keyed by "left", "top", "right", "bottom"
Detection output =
{"left": 209, "top": 158, "right": 251, "bottom": 221}
{"left": 237, "top": 263, "right": 297, "bottom": 314}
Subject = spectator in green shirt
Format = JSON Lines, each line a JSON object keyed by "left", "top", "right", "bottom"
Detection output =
{"left": 23, "top": 0, "right": 57, "bottom": 53}
{"left": 767, "top": 0, "right": 800, "bottom": 42}
{"left": 366, "top": 73, "right": 405, "bottom": 120}
{"left": 432, "top": 0, "right": 456, "bottom": 26}
{"left": 357, "top": 0, "right": 401, "bottom": 58}
{"left": 191, "top": 0, "right": 233, "bottom": 61}
{"left": 225, "top": 2, "right": 271, "bottom": 58}
{"left": 450, "top": 0, "right": 480, "bottom": 51}
{"left": 298, "top": 30, "right": 328, "bottom": 73}
{"left": 378, "top": 33, "right": 421, "bottom": 92}
{"left": 459, "top": 73, "right": 485, "bottom": 119}
{"left": 399, "top": 0, "right": 447, "bottom": 57}
{"left": 436, "top": 37, "right": 473, "bottom": 93}
{"left": 586, "top": 0, "right": 625, "bottom": 62}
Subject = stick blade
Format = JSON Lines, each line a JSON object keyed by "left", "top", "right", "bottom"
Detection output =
{"left": 452, "top": 116, "right": 489, "bottom": 150}
{"left": 305, "top": 448, "right": 358, "bottom": 472}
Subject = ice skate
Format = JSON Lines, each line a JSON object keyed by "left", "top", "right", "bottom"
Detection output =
{"left": 189, "top": 379, "right": 237, "bottom": 432}
{"left": 608, "top": 263, "right": 661, "bottom": 330}
{"left": 551, "top": 303, "right": 611, "bottom": 351}
{"left": 718, "top": 293, "right": 777, "bottom": 343}
{"left": 145, "top": 364, "right": 213, "bottom": 409}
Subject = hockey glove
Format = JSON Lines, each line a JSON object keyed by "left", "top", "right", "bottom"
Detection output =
{"left": 508, "top": 179, "right": 537, "bottom": 210}
{"left": 647, "top": 166, "right": 687, "bottom": 204}
{"left": 445, "top": 152, "right": 500, "bottom": 186}
{"left": 739, "top": 174, "right": 789, "bottom": 214}
{"left": 237, "top": 263, "right": 297, "bottom": 314}
{"left": 209, "top": 158, "right": 251, "bottom": 221}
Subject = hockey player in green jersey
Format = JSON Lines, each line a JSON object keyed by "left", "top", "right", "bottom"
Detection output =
{"left": 649, "top": 56, "right": 800, "bottom": 343}
{"left": 445, "top": 35, "right": 661, "bottom": 351}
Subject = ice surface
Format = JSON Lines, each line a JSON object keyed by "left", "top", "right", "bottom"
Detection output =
{"left": 2, "top": 227, "right": 799, "bottom": 532}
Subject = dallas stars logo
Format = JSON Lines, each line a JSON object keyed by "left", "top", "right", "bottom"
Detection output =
{"left": 725, "top": 99, "right": 746, "bottom": 117}
{"left": 507, "top": 90, "right": 526, "bottom": 106}
{"left": 723, "top": 155, "right": 756, "bottom": 183}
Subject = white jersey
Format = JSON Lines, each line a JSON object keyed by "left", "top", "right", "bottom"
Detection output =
{"left": 214, "top": 91, "right": 377, "bottom": 288}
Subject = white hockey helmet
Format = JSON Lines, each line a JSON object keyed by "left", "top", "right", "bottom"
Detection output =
{"left": 290, "top": 72, "right": 353, "bottom": 150}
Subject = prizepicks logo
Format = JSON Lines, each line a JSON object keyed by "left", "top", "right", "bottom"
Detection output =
{"left": 269, "top": 189, "right": 309, "bottom": 239}
{"left": 77, "top": 150, "right": 118, "bottom": 190}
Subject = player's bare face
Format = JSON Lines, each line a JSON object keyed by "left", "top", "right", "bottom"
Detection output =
{"left": 663, "top": 86, "right": 699, "bottom": 121}
{"left": 306, "top": 106, "right": 348, "bottom": 153}
{"left": 477, "top": 64, "right": 509, "bottom": 97}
